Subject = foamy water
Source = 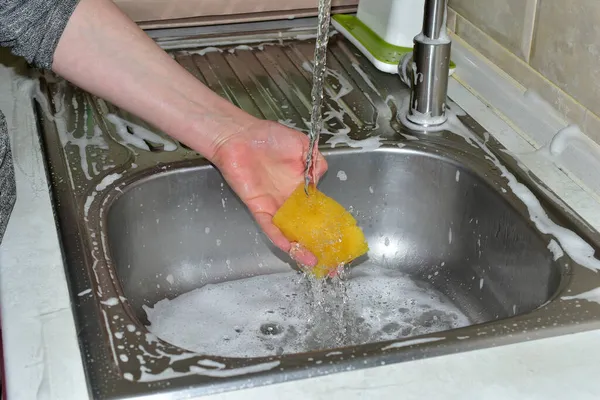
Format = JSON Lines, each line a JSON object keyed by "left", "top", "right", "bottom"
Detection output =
{"left": 144, "top": 264, "right": 469, "bottom": 358}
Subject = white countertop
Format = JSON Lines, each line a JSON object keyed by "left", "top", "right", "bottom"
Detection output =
{"left": 1, "top": 37, "right": 600, "bottom": 400}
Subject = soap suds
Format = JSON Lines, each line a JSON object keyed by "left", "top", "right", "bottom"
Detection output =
{"left": 302, "top": 60, "right": 384, "bottom": 152}
{"left": 138, "top": 361, "right": 281, "bottom": 382}
{"left": 28, "top": 79, "right": 109, "bottom": 181}
{"left": 192, "top": 47, "right": 223, "bottom": 56}
{"left": 101, "top": 297, "right": 119, "bottom": 306}
{"left": 548, "top": 240, "right": 565, "bottom": 261}
{"left": 84, "top": 192, "right": 97, "bottom": 218}
{"left": 381, "top": 337, "right": 444, "bottom": 351}
{"left": 337, "top": 170, "right": 347, "bottom": 181}
{"left": 106, "top": 114, "right": 177, "bottom": 152}
{"left": 326, "top": 134, "right": 383, "bottom": 151}
{"left": 96, "top": 173, "right": 121, "bottom": 191}
{"left": 78, "top": 288, "right": 92, "bottom": 297}
{"left": 562, "top": 288, "right": 600, "bottom": 304}
{"left": 144, "top": 264, "right": 468, "bottom": 358}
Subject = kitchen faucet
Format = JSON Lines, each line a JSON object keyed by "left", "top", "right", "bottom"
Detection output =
{"left": 399, "top": 0, "right": 451, "bottom": 128}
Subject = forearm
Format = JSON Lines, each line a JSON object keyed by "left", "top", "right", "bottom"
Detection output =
{"left": 52, "top": 0, "right": 256, "bottom": 160}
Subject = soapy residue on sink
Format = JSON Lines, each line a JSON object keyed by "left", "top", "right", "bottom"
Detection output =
{"left": 20, "top": 78, "right": 111, "bottom": 182}
{"left": 393, "top": 93, "right": 600, "bottom": 272}
{"left": 562, "top": 288, "right": 600, "bottom": 304}
{"left": 106, "top": 114, "right": 177, "bottom": 152}
{"left": 144, "top": 263, "right": 468, "bottom": 358}
{"left": 299, "top": 59, "right": 384, "bottom": 152}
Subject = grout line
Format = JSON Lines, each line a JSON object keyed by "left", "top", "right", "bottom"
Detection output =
{"left": 522, "top": 0, "right": 538, "bottom": 63}
{"left": 447, "top": 7, "right": 457, "bottom": 32}
{"left": 450, "top": 17, "right": 591, "bottom": 121}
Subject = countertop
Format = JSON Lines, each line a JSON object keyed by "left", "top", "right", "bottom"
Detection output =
{"left": 1, "top": 35, "right": 600, "bottom": 399}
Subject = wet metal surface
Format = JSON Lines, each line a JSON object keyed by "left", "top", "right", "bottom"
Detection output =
{"left": 34, "top": 20, "right": 600, "bottom": 400}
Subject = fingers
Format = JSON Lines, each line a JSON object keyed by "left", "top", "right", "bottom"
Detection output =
{"left": 254, "top": 212, "right": 291, "bottom": 252}
{"left": 289, "top": 242, "right": 318, "bottom": 268}
{"left": 254, "top": 212, "right": 319, "bottom": 268}
{"left": 301, "top": 147, "right": 328, "bottom": 184}
{"left": 314, "top": 151, "right": 328, "bottom": 180}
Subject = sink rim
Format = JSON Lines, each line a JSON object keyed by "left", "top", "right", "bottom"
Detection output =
{"left": 82, "top": 139, "right": 598, "bottom": 387}
{"left": 37, "top": 96, "right": 600, "bottom": 398}
{"left": 104, "top": 141, "right": 570, "bottom": 321}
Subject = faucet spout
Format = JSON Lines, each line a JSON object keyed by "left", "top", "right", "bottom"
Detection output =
{"left": 399, "top": 0, "right": 451, "bottom": 128}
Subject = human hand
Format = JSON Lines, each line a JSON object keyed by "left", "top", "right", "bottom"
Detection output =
{"left": 210, "top": 120, "right": 328, "bottom": 267}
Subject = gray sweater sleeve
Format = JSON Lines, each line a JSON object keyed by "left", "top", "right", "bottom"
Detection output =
{"left": 0, "top": 112, "right": 15, "bottom": 244}
{"left": 0, "top": 0, "right": 80, "bottom": 70}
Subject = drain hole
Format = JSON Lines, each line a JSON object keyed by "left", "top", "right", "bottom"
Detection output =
{"left": 260, "top": 323, "right": 283, "bottom": 336}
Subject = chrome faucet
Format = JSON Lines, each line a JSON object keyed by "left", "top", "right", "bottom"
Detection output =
{"left": 399, "top": 0, "right": 451, "bottom": 128}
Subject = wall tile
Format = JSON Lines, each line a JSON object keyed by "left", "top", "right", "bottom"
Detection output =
{"left": 530, "top": 0, "right": 600, "bottom": 118}
{"left": 583, "top": 111, "right": 600, "bottom": 145}
{"left": 447, "top": 7, "right": 457, "bottom": 32}
{"left": 454, "top": 15, "right": 587, "bottom": 127}
{"left": 449, "top": 0, "right": 532, "bottom": 59}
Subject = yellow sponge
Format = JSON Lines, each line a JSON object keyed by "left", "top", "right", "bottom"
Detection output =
{"left": 273, "top": 183, "right": 369, "bottom": 278}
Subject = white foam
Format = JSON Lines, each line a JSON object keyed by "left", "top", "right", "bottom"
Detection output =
{"left": 101, "top": 310, "right": 119, "bottom": 365}
{"left": 337, "top": 170, "right": 347, "bottom": 181}
{"left": 191, "top": 46, "right": 223, "bottom": 56}
{"left": 36, "top": 83, "right": 109, "bottom": 181}
{"left": 138, "top": 361, "right": 280, "bottom": 382}
{"left": 562, "top": 288, "right": 600, "bottom": 304}
{"left": 548, "top": 240, "right": 565, "bottom": 261}
{"left": 78, "top": 288, "right": 92, "bottom": 297}
{"left": 106, "top": 114, "right": 177, "bottom": 152}
{"left": 144, "top": 264, "right": 469, "bottom": 358}
{"left": 326, "top": 135, "right": 383, "bottom": 151}
{"left": 84, "top": 191, "right": 97, "bottom": 219}
{"left": 101, "top": 297, "right": 119, "bottom": 306}
{"left": 96, "top": 173, "right": 121, "bottom": 191}
{"left": 381, "top": 337, "right": 444, "bottom": 350}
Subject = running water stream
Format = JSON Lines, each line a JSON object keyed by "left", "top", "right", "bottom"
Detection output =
{"left": 303, "top": 0, "right": 333, "bottom": 192}
{"left": 143, "top": 4, "right": 473, "bottom": 356}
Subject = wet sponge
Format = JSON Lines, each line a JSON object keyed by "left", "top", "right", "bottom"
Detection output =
{"left": 273, "top": 183, "right": 369, "bottom": 279}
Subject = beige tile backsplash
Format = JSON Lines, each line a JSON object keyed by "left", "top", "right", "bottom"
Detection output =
{"left": 448, "top": 0, "right": 535, "bottom": 60}
{"left": 448, "top": 0, "right": 600, "bottom": 144}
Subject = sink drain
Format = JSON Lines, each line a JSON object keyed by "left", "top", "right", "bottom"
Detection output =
{"left": 260, "top": 323, "right": 284, "bottom": 336}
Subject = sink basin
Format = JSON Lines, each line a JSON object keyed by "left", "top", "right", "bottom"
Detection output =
{"left": 108, "top": 147, "right": 561, "bottom": 355}
{"left": 34, "top": 17, "right": 600, "bottom": 400}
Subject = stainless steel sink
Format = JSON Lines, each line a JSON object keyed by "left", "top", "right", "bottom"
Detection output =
{"left": 34, "top": 17, "right": 600, "bottom": 400}
{"left": 108, "top": 147, "right": 561, "bottom": 332}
